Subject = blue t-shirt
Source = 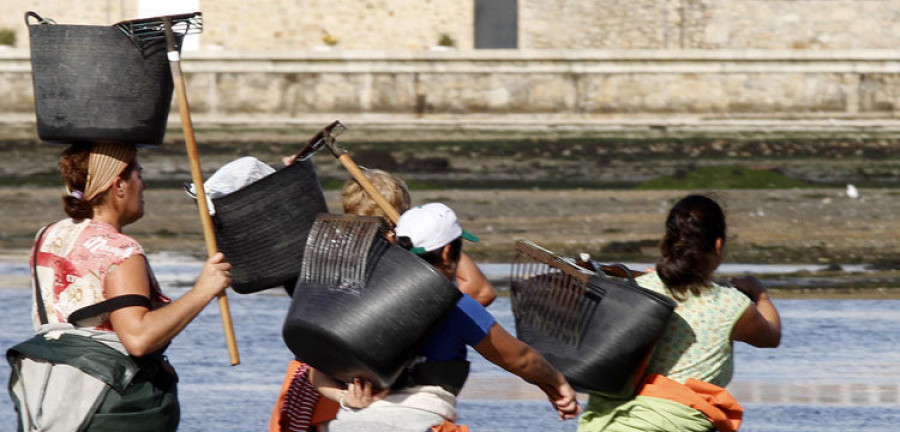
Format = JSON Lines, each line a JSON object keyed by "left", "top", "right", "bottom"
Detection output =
{"left": 420, "top": 294, "right": 496, "bottom": 362}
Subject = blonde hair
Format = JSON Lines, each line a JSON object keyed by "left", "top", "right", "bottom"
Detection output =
{"left": 341, "top": 169, "right": 410, "bottom": 221}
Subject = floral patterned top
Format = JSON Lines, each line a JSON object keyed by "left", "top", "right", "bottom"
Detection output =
{"left": 30, "top": 219, "right": 170, "bottom": 332}
{"left": 637, "top": 271, "right": 752, "bottom": 387}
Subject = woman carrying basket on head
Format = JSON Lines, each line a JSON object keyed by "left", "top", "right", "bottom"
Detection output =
{"left": 578, "top": 194, "right": 782, "bottom": 432}
{"left": 8, "top": 143, "right": 232, "bottom": 431}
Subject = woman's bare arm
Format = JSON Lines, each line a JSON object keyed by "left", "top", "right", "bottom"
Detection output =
{"left": 455, "top": 252, "right": 497, "bottom": 307}
{"left": 310, "top": 369, "right": 387, "bottom": 409}
{"left": 730, "top": 276, "right": 782, "bottom": 348}
{"left": 106, "top": 253, "right": 231, "bottom": 356}
{"left": 474, "top": 323, "right": 581, "bottom": 420}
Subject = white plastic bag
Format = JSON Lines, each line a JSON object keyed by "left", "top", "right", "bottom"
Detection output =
{"left": 185, "top": 157, "right": 276, "bottom": 215}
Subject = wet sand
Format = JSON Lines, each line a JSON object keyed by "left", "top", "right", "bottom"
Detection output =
{"left": 4, "top": 187, "right": 900, "bottom": 261}
{"left": 3, "top": 186, "right": 900, "bottom": 294}
{"left": 2, "top": 186, "right": 899, "bottom": 292}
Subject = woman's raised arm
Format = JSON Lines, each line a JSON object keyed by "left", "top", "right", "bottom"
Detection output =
{"left": 730, "top": 276, "right": 782, "bottom": 348}
{"left": 474, "top": 323, "right": 581, "bottom": 420}
{"left": 106, "top": 252, "right": 231, "bottom": 356}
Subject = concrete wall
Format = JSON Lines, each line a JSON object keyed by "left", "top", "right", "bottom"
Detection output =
{"left": 3, "top": 49, "right": 900, "bottom": 119}
{"left": 4, "top": 1, "right": 137, "bottom": 49}
{"left": 202, "top": 0, "right": 473, "bottom": 51}
{"left": 5, "top": 0, "right": 900, "bottom": 51}
{"left": 4, "top": 1, "right": 899, "bottom": 121}
{"left": 521, "top": 0, "right": 900, "bottom": 50}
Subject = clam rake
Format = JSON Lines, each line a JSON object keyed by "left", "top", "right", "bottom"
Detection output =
{"left": 509, "top": 239, "right": 677, "bottom": 396}
{"left": 300, "top": 215, "right": 388, "bottom": 291}
{"left": 510, "top": 240, "right": 601, "bottom": 348}
{"left": 114, "top": 13, "right": 203, "bottom": 50}
{"left": 117, "top": 13, "right": 241, "bottom": 366}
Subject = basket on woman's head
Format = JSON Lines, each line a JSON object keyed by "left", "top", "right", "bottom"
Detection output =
{"left": 26, "top": 12, "right": 181, "bottom": 147}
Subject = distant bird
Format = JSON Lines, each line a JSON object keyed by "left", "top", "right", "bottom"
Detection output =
{"left": 846, "top": 184, "right": 860, "bottom": 199}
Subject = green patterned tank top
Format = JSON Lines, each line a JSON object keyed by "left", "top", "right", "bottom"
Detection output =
{"left": 637, "top": 271, "right": 752, "bottom": 387}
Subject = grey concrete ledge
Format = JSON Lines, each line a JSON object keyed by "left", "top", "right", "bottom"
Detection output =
{"left": 4, "top": 47, "right": 900, "bottom": 61}
{"left": 3, "top": 48, "right": 900, "bottom": 74}
{"left": 7, "top": 113, "right": 900, "bottom": 139}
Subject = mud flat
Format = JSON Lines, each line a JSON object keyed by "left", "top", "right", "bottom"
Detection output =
{"left": 2, "top": 186, "right": 898, "bottom": 295}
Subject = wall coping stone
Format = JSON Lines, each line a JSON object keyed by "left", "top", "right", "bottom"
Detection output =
{"left": 3, "top": 48, "right": 900, "bottom": 61}
{"left": 4, "top": 48, "right": 900, "bottom": 74}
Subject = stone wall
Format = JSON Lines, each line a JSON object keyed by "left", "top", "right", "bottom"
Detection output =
{"left": 4, "top": 0, "right": 900, "bottom": 51}
{"left": 2, "top": 1, "right": 137, "bottom": 49}
{"left": 4, "top": 1, "right": 899, "bottom": 121}
{"left": 521, "top": 0, "right": 900, "bottom": 50}
{"left": 520, "top": 0, "right": 668, "bottom": 49}
{"left": 202, "top": 0, "right": 473, "bottom": 51}
{"left": 3, "top": 49, "right": 900, "bottom": 119}
{"left": 3, "top": 0, "right": 472, "bottom": 51}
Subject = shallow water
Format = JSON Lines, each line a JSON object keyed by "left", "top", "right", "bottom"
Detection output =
{"left": 478, "top": 263, "right": 873, "bottom": 280}
{"left": 0, "top": 261, "right": 876, "bottom": 286}
{"left": 2, "top": 260, "right": 900, "bottom": 431}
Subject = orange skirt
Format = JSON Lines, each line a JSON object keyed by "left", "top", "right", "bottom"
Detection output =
{"left": 269, "top": 360, "right": 339, "bottom": 432}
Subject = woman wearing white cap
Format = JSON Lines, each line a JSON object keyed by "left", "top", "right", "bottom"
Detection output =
{"left": 9, "top": 143, "right": 232, "bottom": 431}
{"left": 311, "top": 203, "right": 581, "bottom": 432}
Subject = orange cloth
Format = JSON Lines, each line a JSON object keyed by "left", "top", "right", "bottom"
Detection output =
{"left": 269, "top": 361, "right": 300, "bottom": 432}
{"left": 638, "top": 374, "right": 743, "bottom": 432}
{"left": 310, "top": 396, "right": 339, "bottom": 426}
{"left": 432, "top": 420, "right": 470, "bottom": 432}
{"left": 269, "top": 360, "right": 339, "bottom": 432}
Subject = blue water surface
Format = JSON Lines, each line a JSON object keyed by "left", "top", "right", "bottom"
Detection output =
{"left": 2, "top": 275, "right": 900, "bottom": 431}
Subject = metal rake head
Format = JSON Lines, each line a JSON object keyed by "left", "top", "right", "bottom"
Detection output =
{"left": 510, "top": 240, "right": 600, "bottom": 347}
{"left": 300, "top": 214, "right": 388, "bottom": 293}
{"left": 114, "top": 12, "right": 203, "bottom": 50}
{"left": 297, "top": 120, "right": 348, "bottom": 161}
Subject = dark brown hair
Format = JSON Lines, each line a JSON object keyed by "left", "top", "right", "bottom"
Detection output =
{"left": 59, "top": 144, "right": 137, "bottom": 220}
{"left": 657, "top": 194, "right": 726, "bottom": 297}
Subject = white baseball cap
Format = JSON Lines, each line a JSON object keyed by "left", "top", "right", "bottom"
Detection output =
{"left": 395, "top": 203, "right": 479, "bottom": 255}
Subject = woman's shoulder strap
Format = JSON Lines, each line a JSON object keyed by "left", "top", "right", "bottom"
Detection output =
{"left": 31, "top": 223, "right": 55, "bottom": 325}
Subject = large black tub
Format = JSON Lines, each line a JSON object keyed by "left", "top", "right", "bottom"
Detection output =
{"left": 210, "top": 159, "right": 328, "bottom": 294}
{"left": 26, "top": 12, "right": 176, "bottom": 147}
{"left": 510, "top": 241, "right": 677, "bottom": 398}
{"left": 284, "top": 233, "right": 461, "bottom": 389}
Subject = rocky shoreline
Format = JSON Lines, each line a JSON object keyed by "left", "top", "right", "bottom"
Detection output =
{"left": 3, "top": 119, "right": 900, "bottom": 189}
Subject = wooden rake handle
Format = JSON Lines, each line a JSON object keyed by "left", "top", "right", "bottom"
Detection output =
{"left": 165, "top": 20, "right": 240, "bottom": 366}
{"left": 337, "top": 153, "right": 402, "bottom": 224}
{"left": 322, "top": 132, "right": 402, "bottom": 225}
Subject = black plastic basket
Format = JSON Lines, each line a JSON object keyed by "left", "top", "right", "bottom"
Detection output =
{"left": 210, "top": 159, "right": 328, "bottom": 294}
{"left": 26, "top": 12, "right": 176, "bottom": 147}
{"left": 283, "top": 225, "right": 461, "bottom": 389}
{"left": 510, "top": 240, "right": 676, "bottom": 397}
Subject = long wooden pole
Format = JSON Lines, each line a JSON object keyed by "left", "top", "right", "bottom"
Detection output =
{"left": 165, "top": 20, "right": 240, "bottom": 365}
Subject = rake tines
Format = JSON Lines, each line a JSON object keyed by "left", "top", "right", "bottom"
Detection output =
{"left": 510, "top": 240, "right": 601, "bottom": 348}
{"left": 301, "top": 214, "right": 388, "bottom": 293}
{"left": 114, "top": 12, "right": 203, "bottom": 50}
